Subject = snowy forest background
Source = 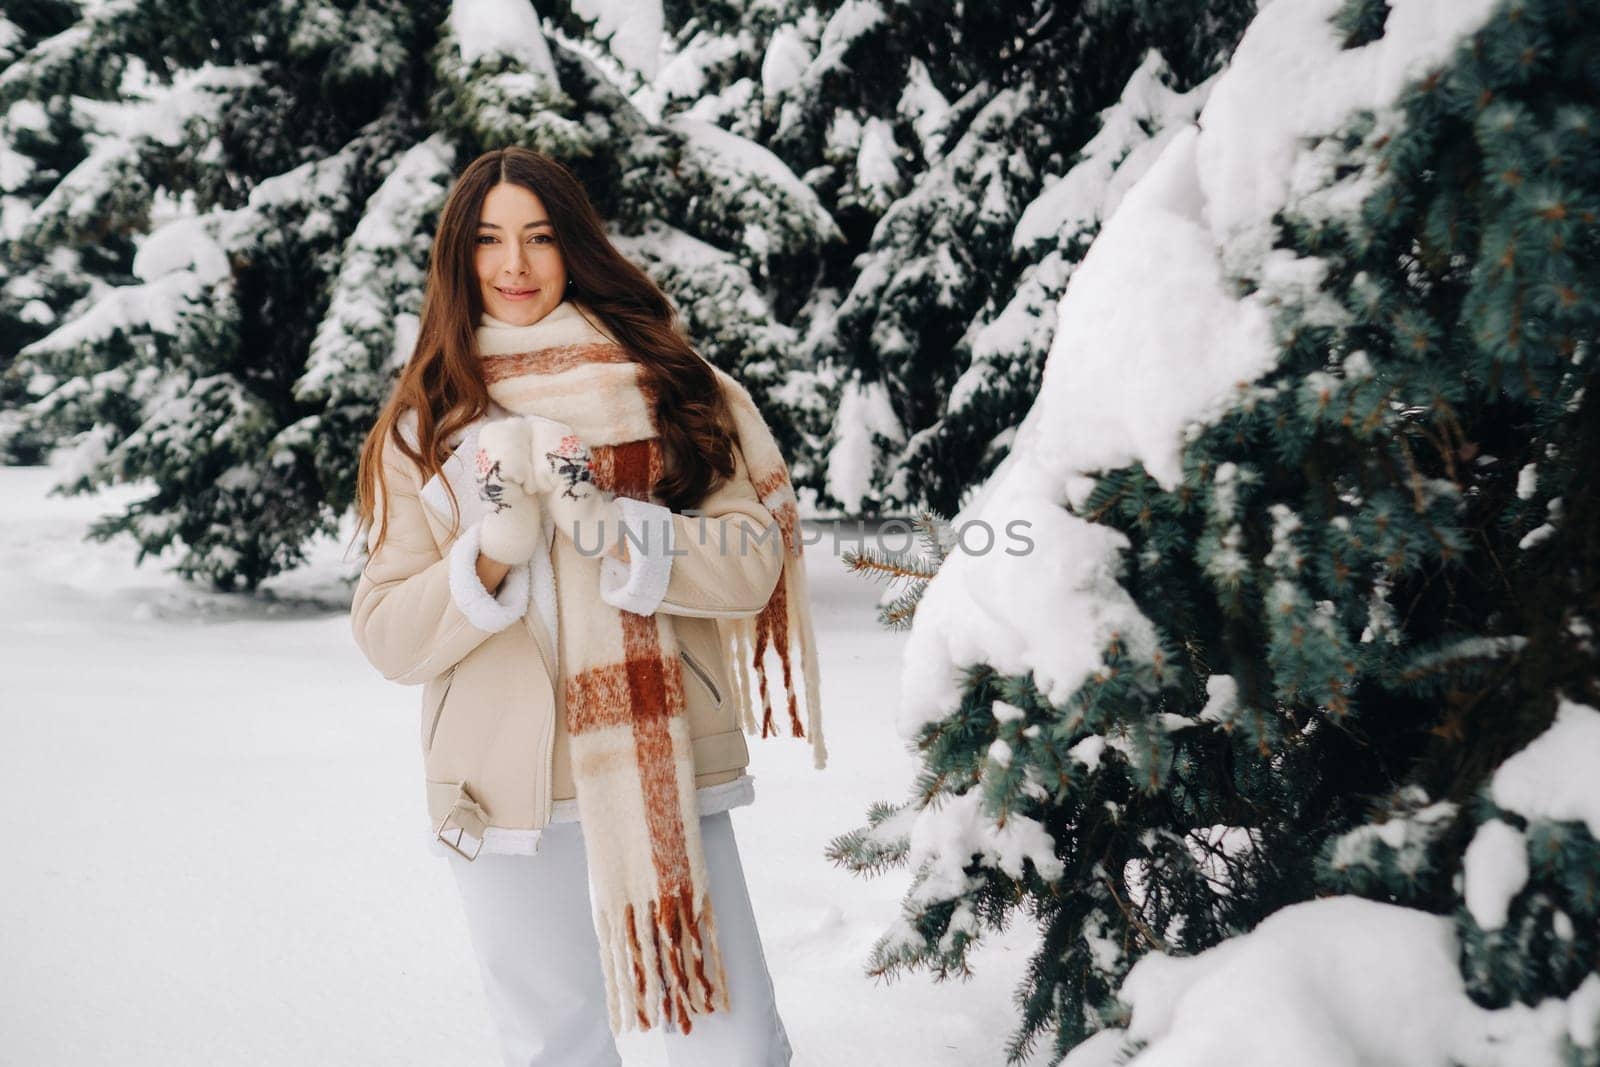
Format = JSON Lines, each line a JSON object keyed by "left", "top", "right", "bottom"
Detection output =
{"left": 3, "top": 0, "right": 1598, "bottom": 1064}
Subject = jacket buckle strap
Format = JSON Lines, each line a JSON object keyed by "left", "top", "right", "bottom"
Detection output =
{"left": 431, "top": 780, "right": 491, "bottom": 862}
{"left": 435, "top": 820, "right": 484, "bottom": 861}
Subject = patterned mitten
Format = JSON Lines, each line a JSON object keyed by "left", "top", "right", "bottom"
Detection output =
{"left": 473, "top": 419, "right": 545, "bottom": 565}
{"left": 524, "top": 417, "right": 628, "bottom": 556}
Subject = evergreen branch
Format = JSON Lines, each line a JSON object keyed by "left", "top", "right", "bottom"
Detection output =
{"left": 1390, "top": 634, "right": 1528, "bottom": 694}
{"left": 879, "top": 583, "right": 928, "bottom": 630}
{"left": 912, "top": 509, "right": 952, "bottom": 565}
{"left": 1473, "top": 525, "right": 1518, "bottom": 604}
{"left": 1087, "top": 486, "right": 1126, "bottom": 524}
{"left": 841, "top": 543, "right": 940, "bottom": 582}
{"left": 1101, "top": 875, "right": 1170, "bottom": 954}
{"left": 1394, "top": 427, "right": 1429, "bottom": 512}
{"left": 1415, "top": 420, "right": 1458, "bottom": 485}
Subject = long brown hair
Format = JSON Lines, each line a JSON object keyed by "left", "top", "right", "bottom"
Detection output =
{"left": 352, "top": 147, "right": 736, "bottom": 560}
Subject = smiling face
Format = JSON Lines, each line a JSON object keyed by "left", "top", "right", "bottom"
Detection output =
{"left": 475, "top": 181, "right": 568, "bottom": 326}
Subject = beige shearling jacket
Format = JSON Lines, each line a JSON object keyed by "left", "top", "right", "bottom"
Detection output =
{"left": 350, "top": 404, "right": 785, "bottom": 858}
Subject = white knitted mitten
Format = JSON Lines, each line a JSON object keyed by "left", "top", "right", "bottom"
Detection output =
{"left": 524, "top": 417, "right": 628, "bottom": 556}
{"left": 473, "top": 419, "right": 545, "bottom": 564}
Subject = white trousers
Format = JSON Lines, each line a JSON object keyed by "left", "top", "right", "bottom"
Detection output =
{"left": 444, "top": 809, "right": 795, "bottom": 1067}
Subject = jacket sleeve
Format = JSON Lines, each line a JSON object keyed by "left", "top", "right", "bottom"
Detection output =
{"left": 598, "top": 441, "right": 786, "bottom": 620}
{"left": 350, "top": 437, "right": 531, "bottom": 686}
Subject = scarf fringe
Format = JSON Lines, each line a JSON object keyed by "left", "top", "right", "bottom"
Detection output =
{"left": 598, "top": 885, "right": 731, "bottom": 1035}
{"left": 719, "top": 541, "right": 828, "bottom": 770}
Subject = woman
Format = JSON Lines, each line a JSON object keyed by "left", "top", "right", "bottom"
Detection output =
{"left": 348, "top": 146, "right": 826, "bottom": 1067}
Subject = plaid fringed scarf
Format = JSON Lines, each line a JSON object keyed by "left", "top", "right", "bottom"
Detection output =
{"left": 474, "top": 299, "right": 825, "bottom": 1036}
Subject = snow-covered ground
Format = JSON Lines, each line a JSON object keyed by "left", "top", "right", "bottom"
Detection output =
{"left": 0, "top": 458, "right": 1043, "bottom": 1066}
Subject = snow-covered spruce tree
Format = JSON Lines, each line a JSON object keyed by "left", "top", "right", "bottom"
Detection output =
{"left": 1, "top": 0, "right": 444, "bottom": 587}
{"left": 802, "top": 0, "right": 1257, "bottom": 516}
{"left": 916, "top": 45, "right": 1226, "bottom": 526}
{"left": 828, "top": 0, "right": 1599, "bottom": 1062}
{"left": 0, "top": 0, "right": 124, "bottom": 463}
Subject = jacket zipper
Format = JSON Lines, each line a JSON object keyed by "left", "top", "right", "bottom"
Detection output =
{"left": 679, "top": 649, "right": 724, "bottom": 707}
{"left": 533, "top": 619, "right": 558, "bottom": 847}
{"left": 426, "top": 667, "right": 457, "bottom": 751}
{"left": 538, "top": 690, "right": 555, "bottom": 850}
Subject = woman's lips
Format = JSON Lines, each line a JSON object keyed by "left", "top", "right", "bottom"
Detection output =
{"left": 496, "top": 287, "right": 540, "bottom": 300}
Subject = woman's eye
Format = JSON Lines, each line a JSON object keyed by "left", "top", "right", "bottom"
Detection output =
{"left": 473, "top": 235, "right": 550, "bottom": 246}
